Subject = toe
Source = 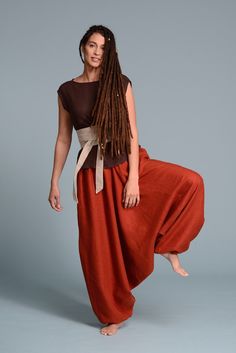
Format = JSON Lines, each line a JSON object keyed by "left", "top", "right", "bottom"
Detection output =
{"left": 180, "top": 268, "right": 189, "bottom": 276}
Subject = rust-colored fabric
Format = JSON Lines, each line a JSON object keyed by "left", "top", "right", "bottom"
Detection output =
{"left": 76, "top": 145, "right": 205, "bottom": 324}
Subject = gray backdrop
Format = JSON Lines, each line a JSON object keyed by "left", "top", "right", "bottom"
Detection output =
{"left": 1, "top": 0, "right": 235, "bottom": 352}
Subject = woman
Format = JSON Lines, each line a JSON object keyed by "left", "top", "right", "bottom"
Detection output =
{"left": 48, "top": 25, "right": 205, "bottom": 336}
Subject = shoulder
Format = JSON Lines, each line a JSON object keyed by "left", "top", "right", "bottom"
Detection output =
{"left": 57, "top": 79, "right": 72, "bottom": 93}
{"left": 121, "top": 73, "right": 132, "bottom": 84}
{"left": 57, "top": 80, "right": 72, "bottom": 112}
{"left": 120, "top": 73, "right": 132, "bottom": 92}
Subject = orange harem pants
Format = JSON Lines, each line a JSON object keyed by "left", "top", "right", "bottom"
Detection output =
{"left": 76, "top": 146, "right": 205, "bottom": 324}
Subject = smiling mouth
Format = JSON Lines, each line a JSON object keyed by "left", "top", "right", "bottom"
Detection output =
{"left": 91, "top": 57, "right": 100, "bottom": 61}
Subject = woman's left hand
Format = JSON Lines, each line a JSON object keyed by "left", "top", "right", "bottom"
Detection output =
{"left": 122, "top": 177, "right": 140, "bottom": 208}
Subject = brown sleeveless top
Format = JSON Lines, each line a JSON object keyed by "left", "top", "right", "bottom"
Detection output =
{"left": 57, "top": 74, "right": 132, "bottom": 169}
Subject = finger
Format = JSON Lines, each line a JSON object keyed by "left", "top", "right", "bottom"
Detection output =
{"left": 129, "top": 195, "right": 139, "bottom": 208}
{"left": 127, "top": 197, "right": 134, "bottom": 208}
{"left": 49, "top": 198, "right": 57, "bottom": 210}
{"left": 135, "top": 195, "right": 140, "bottom": 206}
{"left": 130, "top": 197, "right": 137, "bottom": 208}
{"left": 124, "top": 195, "right": 130, "bottom": 208}
{"left": 122, "top": 189, "right": 127, "bottom": 202}
{"left": 53, "top": 196, "right": 63, "bottom": 211}
{"left": 125, "top": 195, "right": 134, "bottom": 208}
{"left": 55, "top": 196, "right": 61, "bottom": 208}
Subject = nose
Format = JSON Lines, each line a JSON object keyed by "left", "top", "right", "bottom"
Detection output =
{"left": 94, "top": 47, "right": 102, "bottom": 56}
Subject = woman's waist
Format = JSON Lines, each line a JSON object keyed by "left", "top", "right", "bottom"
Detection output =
{"left": 76, "top": 144, "right": 128, "bottom": 168}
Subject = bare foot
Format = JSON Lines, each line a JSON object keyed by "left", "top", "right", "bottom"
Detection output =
{"left": 100, "top": 320, "right": 125, "bottom": 336}
{"left": 160, "top": 252, "right": 189, "bottom": 277}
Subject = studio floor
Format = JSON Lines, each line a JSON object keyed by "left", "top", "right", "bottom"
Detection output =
{"left": 0, "top": 270, "right": 235, "bottom": 353}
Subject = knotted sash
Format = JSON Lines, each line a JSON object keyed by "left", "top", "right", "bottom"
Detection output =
{"left": 73, "top": 125, "right": 110, "bottom": 203}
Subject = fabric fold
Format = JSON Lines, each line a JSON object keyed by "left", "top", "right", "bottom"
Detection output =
{"left": 73, "top": 125, "right": 108, "bottom": 203}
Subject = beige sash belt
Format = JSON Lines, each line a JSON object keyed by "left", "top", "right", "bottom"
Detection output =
{"left": 73, "top": 125, "right": 109, "bottom": 203}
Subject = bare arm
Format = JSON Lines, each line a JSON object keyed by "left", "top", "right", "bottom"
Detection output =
{"left": 48, "top": 95, "right": 73, "bottom": 211}
{"left": 126, "top": 82, "right": 139, "bottom": 180}
{"left": 122, "top": 82, "right": 140, "bottom": 208}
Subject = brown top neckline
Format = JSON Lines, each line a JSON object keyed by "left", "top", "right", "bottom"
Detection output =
{"left": 71, "top": 78, "right": 99, "bottom": 84}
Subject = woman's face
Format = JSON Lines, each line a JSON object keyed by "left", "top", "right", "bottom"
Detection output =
{"left": 82, "top": 32, "right": 105, "bottom": 67}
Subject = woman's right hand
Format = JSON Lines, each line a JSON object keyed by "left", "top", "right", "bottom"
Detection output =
{"left": 48, "top": 93, "right": 73, "bottom": 212}
{"left": 48, "top": 184, "right": 63, "bottom": 212}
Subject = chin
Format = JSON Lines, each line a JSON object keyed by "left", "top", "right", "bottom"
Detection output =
{"left": 90, "top": 62, "right": 101, "bottom": 68}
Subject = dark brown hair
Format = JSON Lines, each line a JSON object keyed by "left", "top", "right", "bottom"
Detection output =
{"left": 79, "top": 25, "right": 133, "bottom": 159}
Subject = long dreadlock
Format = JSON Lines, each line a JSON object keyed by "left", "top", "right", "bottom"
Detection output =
{"left": 78, "top": 25, "right": 133, "bottom": 159}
